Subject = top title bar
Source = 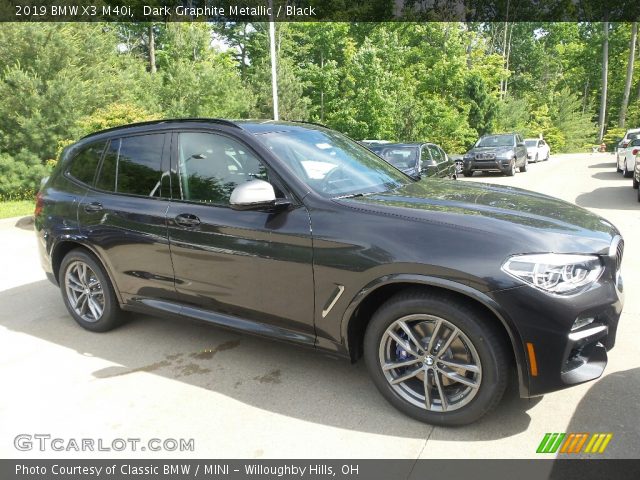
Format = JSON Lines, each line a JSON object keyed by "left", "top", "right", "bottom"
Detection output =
{"left": 3, "top": 0, "right": 640, "bottom": 22}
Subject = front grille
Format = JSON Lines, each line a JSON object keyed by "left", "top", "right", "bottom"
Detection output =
{"left": 475, "top": 153, "right": 496, "bottom": 160}
{"left": 615, "top": 239, "right": 624, "bottom": 272}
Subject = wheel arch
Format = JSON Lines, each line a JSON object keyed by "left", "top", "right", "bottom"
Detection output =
{"left": 51, "top": 238, "right": 124, "bottom": 304}
{"left": 341, "top": 274, "right": 530, "bottom": 396}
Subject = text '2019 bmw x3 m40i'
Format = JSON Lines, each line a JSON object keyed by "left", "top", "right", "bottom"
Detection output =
{"left": 35, "top": 119, "right": 624, "bottom": 426}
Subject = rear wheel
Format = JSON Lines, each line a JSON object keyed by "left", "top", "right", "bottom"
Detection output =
{"left": 364, "top": 290, "right": 509, "bottom": 426}
{"left": 520, "top": 157, "right": 528, "bottom": 172}
{"left": 623, "top": 160, "right": 633, "bottom": 178}
{"left": 59, "top": 249, "right": 123, "bottom": 332}
{"left": 534, "top": 154, "right": 539, "bottom": 163}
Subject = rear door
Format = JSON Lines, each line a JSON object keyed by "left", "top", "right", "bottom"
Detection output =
{"left": 165, "top": 130, "right": 315, "bottom": 341}
{"left": 78, "top": 132, "right": 176, "bottom": 302}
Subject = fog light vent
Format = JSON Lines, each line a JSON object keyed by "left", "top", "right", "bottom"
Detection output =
{"left": 571, "top": 316, "right": 595, "bottom": 331}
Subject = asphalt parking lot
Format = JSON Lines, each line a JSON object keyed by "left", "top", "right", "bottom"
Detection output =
{"left": 1, "top": 152, "right": 638, "bottom": 460}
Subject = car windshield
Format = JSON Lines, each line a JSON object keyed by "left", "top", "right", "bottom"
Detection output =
{"left": 375, "top": 146, "right": 418, "bottom": 170}
{"left": 476, "top": 135, "right": 515, "bottom": 147}
{"left": 254, "top": 128, "right": 412, "bottom": 197}
{"left": 525, "top": 140, "right": 537, "bottom": 147}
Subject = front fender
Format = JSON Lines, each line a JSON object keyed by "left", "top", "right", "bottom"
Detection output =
{"left": 339, "top": 273, "right": 530, "bottom": 397}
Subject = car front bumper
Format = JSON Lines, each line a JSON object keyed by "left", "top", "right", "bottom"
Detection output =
{"left": 464, "top": 157, "right": 512, "bottom": 173}
{"left": 489, "top": 271, "right": 623, "bottom": 397}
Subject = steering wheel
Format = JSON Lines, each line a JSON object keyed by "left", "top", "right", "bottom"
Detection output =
{"left": 321, "top": 165, "right": 352, "bottom": 193}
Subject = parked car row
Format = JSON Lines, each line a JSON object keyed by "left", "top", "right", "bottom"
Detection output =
{"left": 462, "top": 133, "right": 545, "bottom": 177}
{"left": 614, "top": 127, "right": 640, "bottom": 202}
{"left": 362, "top": 133, "right": 550, "bottom": 180}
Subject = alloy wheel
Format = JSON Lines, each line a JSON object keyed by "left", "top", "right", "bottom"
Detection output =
{"left": 378, "top": 314, "right": 482, "bottom": 412}
{"left": 64, "top": 260, "right": 105, "bottom": 323}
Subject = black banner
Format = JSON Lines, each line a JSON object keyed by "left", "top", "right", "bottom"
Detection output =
{"left": 2, "top": 0, "right": 640, "bottom": 22}
{"left": 2, "top": 460, "right": 640, "bottom": 480}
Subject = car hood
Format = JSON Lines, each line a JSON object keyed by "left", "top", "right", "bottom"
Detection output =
{"left": 334, "top": 180, "right": 618, "bottom": 255}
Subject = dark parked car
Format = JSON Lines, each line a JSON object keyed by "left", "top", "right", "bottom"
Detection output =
{"left": 367, "top": 142, "right": 457, "bottom": 179}
{"left": 462, "top": 133, "right": 528, "bottom": 177}
{"left": 36, "top": 119, "right": 623, "bottom": 426}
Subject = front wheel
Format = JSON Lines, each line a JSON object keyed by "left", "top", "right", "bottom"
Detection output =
{"left": 505, "top": 160, "right": 516, "bottom": 176}
{"left": 633, "top": 175, "right": 639, "bottom": 189}
{"left": 364, "top": 291, "right": 509, "bottom": 426}
{"left": 462, "top": 170, "right": 474, "bottom": 177}
{"left": 59, "top": 249, "right": 124, "bottom": 332}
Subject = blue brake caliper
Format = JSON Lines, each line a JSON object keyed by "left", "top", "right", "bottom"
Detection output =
{"left": 394, "top": 331, "right": 411, "bottom": 372}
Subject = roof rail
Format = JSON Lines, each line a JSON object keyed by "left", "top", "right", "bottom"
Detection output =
{"left": 291, "top": 120, "right": 329, "bottom": 129}
{"left": 81, "top": 118, "right": 241, "bottom": 140}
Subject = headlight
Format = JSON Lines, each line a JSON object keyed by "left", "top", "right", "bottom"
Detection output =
{"left": 502, "top": 254, "right": 603, "bottom": 295}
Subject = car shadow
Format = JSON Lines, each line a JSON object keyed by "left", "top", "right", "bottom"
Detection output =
{"left": 14, "top": 215, "right": 34, "bottom": 231}
{"left": 591, "top": 171, "right": 628, "bottom": 181}
{"left": 560, "top": 368, "right": 640, "bottom": 459}
{"left": 575, "top": 186, "right": 638, "bottom": 211}
{"left": 588, "top": 162, "right": 616, "bottom": 169}
{"left": 1, "top": 279, "right": 534, "bottom": 440}
{"left": 547, "top": 368, "right": 640, "bottom": 479}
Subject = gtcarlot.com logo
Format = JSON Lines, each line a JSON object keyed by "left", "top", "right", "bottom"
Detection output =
{"left": 536, "top": 432, "right": 613, "bottom": 454}
{"left": 14, "top": 434, "right": 195, "bottom": 452}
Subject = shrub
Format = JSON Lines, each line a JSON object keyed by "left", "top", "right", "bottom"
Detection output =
{"left": 0, "top": 150, "right": 52, "bottom": 201}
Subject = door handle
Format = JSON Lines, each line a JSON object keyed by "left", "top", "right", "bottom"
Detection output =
{"left": 83, "top": 202, "right": 103, "bottom": 213}
{"left": 175, "top": 213, "right": 201, "bottom": 228}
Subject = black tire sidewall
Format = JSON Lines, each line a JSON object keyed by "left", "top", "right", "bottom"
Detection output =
{"left": 59, "top": 249, "right": 121, "bottom": 332}
{"left": 363, "top": 293, "right": 508, "bottom": 426}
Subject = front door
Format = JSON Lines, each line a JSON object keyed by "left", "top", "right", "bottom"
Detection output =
{"left": 166, "top": 130, "right": 315, "bottom": 340}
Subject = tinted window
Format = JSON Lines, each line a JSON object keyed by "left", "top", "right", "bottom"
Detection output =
{"left": 96, "top": 134, "right": 166, "bottom": 197}
{"left": 428, "top": 145, "right": 444, "bottom": 163}
{"left": 177, "top": 132, "right": 268, "bottom": 205}
{"left": 68, "top": 141, "right": 106, "bottom": 185}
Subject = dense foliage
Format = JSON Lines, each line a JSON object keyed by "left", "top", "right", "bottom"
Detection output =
{"left": 1, "top": 22, "right": 639, "bottom": 200}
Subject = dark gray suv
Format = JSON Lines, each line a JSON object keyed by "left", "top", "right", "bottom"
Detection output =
{"left": 35, "top": 119, "right": 623, "bottom": 426}
{"left": 462, "top": 133, "right": 529, "bottom": 177}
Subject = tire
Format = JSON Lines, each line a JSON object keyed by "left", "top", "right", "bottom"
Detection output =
{"left": 633, "top": 176, "right": 639, "bottom": 189}
{"left": 616, "top": 156, "right": 622, "bottom": 173}
{"left": 638, "top": 185, "right": 640, "bottom": 203}
{"left": 623, "top": 160, "right": 633, "bottom": 178}
{"left": 534, "top": 154, "right": 539, "bottom": 163}
{"left": 520, "top": 157, "right": 528, "bottom": 173}
{"left": 363, "top": 290, "right": 509, "bottom": 426}
{"left": 59, "top": 249, "right": 124, "bottom": 332}
{"left": 505, "top": 159, "right": 516, "bottom": 176}
{"left": 462, "top": 170, "right": 473, "bottom": 177}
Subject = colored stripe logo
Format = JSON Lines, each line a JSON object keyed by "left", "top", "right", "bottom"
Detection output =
{"left": 536, "top": 433, "right": 612, "bottom": 454}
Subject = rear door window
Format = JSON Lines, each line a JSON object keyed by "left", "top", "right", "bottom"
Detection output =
{"left": 95, "top": 134, "right": 167, "bottom": 197}
{"left": 67, "top": 141, "right": 107, "bottom": 186}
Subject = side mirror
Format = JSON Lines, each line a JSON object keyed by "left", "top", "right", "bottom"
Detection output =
{"left": 230, "top": 179, "right": 290, "bottom": 211}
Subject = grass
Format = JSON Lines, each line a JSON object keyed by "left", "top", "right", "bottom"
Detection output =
{"left": 0, "top": 200, "right": 35, "bottom": 219}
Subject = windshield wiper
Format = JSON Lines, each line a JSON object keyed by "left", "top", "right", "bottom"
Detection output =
{"left": 334, "top": 192, "right": 378, "bottom": 199}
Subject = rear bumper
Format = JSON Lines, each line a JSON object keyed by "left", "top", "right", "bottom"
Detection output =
{"left": 489, "top": 274, "right": 623, "bottom": 397}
